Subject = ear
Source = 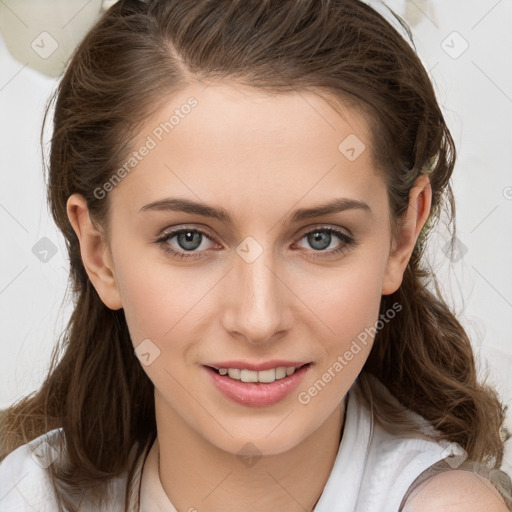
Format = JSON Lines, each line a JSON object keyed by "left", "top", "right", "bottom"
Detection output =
{"left": 66, "top": 193, "right": 123, "bottom": 310}
{"left": 381, "top": 174, "right": 432, "bottom": 296}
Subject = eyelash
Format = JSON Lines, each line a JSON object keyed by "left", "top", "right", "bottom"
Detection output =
{"left": 154, "top": 225, "right": 357, "bottom": 261}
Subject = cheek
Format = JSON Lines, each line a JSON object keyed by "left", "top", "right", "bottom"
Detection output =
{"left": 114, "top": 251, "right": 216, "bottom": 349}
{"left": 292, "top": 262, "right": 385, "bottom": 419}
{"left": 116, "top": 266, "right": 172, "bottom": 343}
{"left": 297, "top": 254, "right": 385, "bottom": 339}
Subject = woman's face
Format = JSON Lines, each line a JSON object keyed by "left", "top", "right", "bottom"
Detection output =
{"left": 87, "top": 82, "right": 412, "bottom": 455}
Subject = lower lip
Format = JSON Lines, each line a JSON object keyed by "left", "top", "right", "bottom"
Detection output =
{"left": 204, "top": 365, "right": 310, "bottom": 407}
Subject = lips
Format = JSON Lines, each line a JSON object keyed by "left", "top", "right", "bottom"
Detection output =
{"left": 204, "top": 361, "right": 311, "bottom": 406}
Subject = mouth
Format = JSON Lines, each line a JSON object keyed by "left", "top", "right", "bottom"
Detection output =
{"left": 207, "top": 363, "right": 310, "bottom": 384}
{"left": 203, "top": 361, "right": 312, "bottom": 406}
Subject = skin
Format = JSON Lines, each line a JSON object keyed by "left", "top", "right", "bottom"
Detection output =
{"left": 67, "top": 81, "right": 434, "bottom": 511}
{"left": 403, "top": 470, "right": 510, "bottom": 512}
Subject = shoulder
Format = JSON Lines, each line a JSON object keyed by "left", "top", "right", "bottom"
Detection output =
{"left": 346, "top": 380, "right": 511, "bottom": 511}
{"left": 349, "top": 379, "right": 509, "bottom": 511}
{"left": 0, "top": 428, "right": 63, "bottom": 511}
{"left": 402, "top": 469, "right": 510, "bottom": 512}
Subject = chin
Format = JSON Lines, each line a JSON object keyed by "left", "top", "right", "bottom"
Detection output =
{"left": 205, "top": 422, "right": 312, "bottom": 458}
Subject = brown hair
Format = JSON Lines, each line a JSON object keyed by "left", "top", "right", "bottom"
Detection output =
{"left": 1, "top": 0, "right": 508, "bottom": 510}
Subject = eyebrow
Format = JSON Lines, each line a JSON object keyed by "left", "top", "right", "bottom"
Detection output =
{"left": 139, "top": 197, "right": 372, "bottom": 224}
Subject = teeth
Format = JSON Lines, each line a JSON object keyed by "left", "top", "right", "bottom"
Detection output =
{"left": 257, "top": 368, "right": 276, "bottom": 383}
{"left": 227, "top": 368, "right": 241, "bottom": 380}
{"left": 217, "top": 365, "right": 300, "bottom": 383}
{"left": 240, "top": 369, "right": 259, "bottom": 383}
{"left": 275, "top": 367, "right": 287, "bottom": 379}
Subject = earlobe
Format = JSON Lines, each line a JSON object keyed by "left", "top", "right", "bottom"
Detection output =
{"left": 381, "top": 174, "right": 432, "bottom": 296}
{"left": 66, "top": 194, "right": 123, "bottom": 310}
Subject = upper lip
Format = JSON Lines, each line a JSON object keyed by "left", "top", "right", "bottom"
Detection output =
{"left": 205, "top": 360, "right": 310, "bottom": 371}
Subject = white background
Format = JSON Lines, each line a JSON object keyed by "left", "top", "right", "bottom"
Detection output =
{"left": 1, "top": 0, "right": 511, "bottom": 472}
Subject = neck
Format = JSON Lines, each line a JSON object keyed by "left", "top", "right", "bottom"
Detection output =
{"left": 154, "top": 395, "right": 346, "bottom": 512}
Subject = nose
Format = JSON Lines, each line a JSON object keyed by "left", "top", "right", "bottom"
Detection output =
{"left": 220, "top": 240, "right": 291, "bottom": 345}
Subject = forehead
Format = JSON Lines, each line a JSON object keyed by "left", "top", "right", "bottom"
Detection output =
{"left": 109, "top": 82, "right": 387, "bottom": 222}
{"left": 150, "top": 82, "right": 373, "bottom": 160}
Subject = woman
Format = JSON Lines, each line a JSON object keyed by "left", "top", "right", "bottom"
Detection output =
{"left": 0, "top": 0, "right": 510, "bottom": 510}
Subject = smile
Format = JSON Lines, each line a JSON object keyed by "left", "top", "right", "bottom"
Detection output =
{"left": 204, "top": 362, "right": 312, "bottom": 406}
{"left": 215, "top": 366, "right": 299, "bottom": 383}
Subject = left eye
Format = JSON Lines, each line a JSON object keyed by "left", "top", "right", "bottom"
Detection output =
{"left": 295, "top": 228, "right": 352, "bottom": 252}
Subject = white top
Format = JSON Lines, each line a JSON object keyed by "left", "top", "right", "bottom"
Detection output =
{"left": 0, "top": 381, "right": 486, "bottom": 512}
